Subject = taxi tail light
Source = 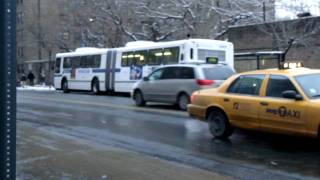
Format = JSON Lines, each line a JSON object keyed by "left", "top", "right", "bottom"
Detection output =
{"left": 196, "top": 79, "right": 215, "bottom": 86}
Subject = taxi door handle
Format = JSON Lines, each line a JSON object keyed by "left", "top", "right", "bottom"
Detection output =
{"left": 223, "top": 98, "right": 230, "bottom": 102}
{"left": 260, "top": 102, "right": 269, "bottom": 106}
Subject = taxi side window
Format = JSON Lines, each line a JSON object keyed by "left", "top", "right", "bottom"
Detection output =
{"left": 227, "top": 75, "right": 265, "bottom": 95}
{"left": 266, "top": 75, "right": 298, "bottom": 98}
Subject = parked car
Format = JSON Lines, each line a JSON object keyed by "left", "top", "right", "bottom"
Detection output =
{"left": 132, "top": 64, "right": 235, "bottom": 110}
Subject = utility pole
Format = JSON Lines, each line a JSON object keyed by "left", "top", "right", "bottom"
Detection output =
{"left": 48, "top": 50, "right": 52, "bottom": 86}
{"left": 0, "top": 0, "right": 16, "bottom": 179}
{"left": 263, "top": 1, "right": 266, "bottom": 22}
{"left": 37, "top": 0, "right": 42, "bottom": 60}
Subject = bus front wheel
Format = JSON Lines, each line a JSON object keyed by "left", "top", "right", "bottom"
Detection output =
{"left": 62, "top": 79, "right": 70, "bottom": 93}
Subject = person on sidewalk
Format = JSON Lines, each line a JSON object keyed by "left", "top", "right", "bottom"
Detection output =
{"left": 27, "top": 71, "right": 35, "bottom": 86}
{"left": 20, "top": 73, "right": 27, "bottom": 87}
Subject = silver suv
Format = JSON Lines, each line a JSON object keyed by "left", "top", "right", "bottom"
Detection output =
{"left": 132, "top": 64, "right": 235, "bottom": 110}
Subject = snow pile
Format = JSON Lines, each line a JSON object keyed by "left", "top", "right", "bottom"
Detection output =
{"left": 17, "top": 85, "right": 56, "bottom": 91}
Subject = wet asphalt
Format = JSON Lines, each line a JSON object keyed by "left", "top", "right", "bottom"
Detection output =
{"left": 17, "top": 90, "right": 320, "bottom": 180}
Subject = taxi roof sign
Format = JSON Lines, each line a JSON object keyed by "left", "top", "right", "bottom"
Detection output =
{"left": 280, "top": 61, "right": 304, "bottom": 69}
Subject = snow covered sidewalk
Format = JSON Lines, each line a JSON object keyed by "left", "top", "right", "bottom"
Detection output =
{"left": 17, "top": 85, "right": 56, "bottom": 91}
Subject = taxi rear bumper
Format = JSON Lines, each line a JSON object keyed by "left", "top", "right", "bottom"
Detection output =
{"left": 187, "top": 104, "right": 207, "bottom": 121}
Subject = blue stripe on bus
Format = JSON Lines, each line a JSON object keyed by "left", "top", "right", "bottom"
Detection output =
{"left": 63, "top": 69, "right": 71, "bottom": 73}
{"left": 92, "top": 68, "right": 121, "bottom": 73}
{"left": 61, "top": 68, "right": 121, "bottom": 74}
{"left": 92, "top": 69, "right": 106, "bottom": 73}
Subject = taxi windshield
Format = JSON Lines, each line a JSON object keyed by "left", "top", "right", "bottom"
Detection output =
{"left": 295, "top": 73, "right": 320, "bottom": 99}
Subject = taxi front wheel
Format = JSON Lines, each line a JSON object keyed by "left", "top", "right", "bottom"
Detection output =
{"left": 208, "top": 110, "right": 233, "bottom": 139}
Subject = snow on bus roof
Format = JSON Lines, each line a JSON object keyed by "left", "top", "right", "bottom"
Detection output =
{"left": 56, "top": 47, "right": 108, "bottom": 57}
{"left": 75, "top": 47, "right": 104, "bottom": 52}
{"left": 56, "top": 39, "right": 232, "bottom": 57}
{"left": 117, "top": 39, "right": 232, "bottom": 51}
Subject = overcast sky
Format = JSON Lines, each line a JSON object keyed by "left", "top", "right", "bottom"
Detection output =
{"left": 275, "top": 0, "right": 320, "bottom": 19}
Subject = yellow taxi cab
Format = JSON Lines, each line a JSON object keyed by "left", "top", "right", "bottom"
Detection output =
{"left": 188, "top": 62, "right": 320, "bottom": 139}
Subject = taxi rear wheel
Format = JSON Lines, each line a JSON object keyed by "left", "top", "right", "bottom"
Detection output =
{"left": 208, "top": 110, "right": 233, "bottom": 139}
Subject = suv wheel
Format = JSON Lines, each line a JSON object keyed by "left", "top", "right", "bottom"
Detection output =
{"left": 208, "top": 110, "right": 233, "bottom": 138}
{"left": 62, "top": 79, "right": 69, "bottom": 93}
{"left": 134, "top": 90, "right": 146, "bottom": 106}
{"left": 177, "top": 93, "right": 190, "bottom": 111}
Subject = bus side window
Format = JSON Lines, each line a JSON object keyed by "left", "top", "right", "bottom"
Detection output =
{"left": 94, "top": 55, "right": 101, "bottom": 68}
{"left": 149, "top": 49, "right": 163, "bottom": 65}
{"left": 163, "top": 47, "right": 179, "bottom": 65}
{"left": 88, "top": 56, "right": 94, "bottom": 68}
{"left": 63, "top": 57, "right": 71, "bottom": 69}
{"left": 121, "top": 52, "right": 128, "bottom": 67}
{"left": 55, "top": 58, "right": 61, "bottom": 73}
{"left": 71, "top": 56, "right": 80, "bottom": 68}
{"left": 135, "top": 50, "right": 148, "bottom": 66}
{"left": 86, "top": 55, "right": 95, "bottom": 68}
{"left": 80, "top": 56, "right": 90, "bottom": 68}
{"left": 127, "top": 52, "right": 135, "bottom": 66}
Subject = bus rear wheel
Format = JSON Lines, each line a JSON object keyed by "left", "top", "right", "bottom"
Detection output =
{"left": 92, "top": 79, "right": 100, "bottom": 95}
{"left": 62, "top": 79, "right": 70, "bottom": 93}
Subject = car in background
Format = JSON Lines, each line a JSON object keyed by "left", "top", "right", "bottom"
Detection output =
{"left": 132, "top": 64, "right": 235, "bottom": 110}
{"left": 188, "top": 62, "right": 320, "bottom": 139}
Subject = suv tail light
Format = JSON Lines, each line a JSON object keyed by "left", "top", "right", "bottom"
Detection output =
{"left": 196, "top": 79, "right": 214, "bottom": 86}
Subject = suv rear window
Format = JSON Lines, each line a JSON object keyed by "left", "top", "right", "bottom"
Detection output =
{"left": 160, "top": 67, "right": 195, "bottom": 79}
{"left": 179, "top": 67, "right": 195, "bottom": 79}
{"left": 202, "top": 67, "right": 234, "bottom": 80}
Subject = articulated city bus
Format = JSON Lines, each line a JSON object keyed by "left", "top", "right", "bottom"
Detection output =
{"left": 53, "top": 39, "right": 234, "bottom": 94}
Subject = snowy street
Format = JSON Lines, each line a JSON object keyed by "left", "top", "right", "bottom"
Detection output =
{"left": 17, "top": 91, "right": 320, "bottom": 179}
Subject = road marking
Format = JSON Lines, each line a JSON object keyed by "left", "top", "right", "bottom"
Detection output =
{"left": 20, "top": 96, "right": 188, "bottom": 117}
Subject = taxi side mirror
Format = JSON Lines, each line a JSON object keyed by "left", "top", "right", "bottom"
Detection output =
{"left": 282, "top": 90, "right": 303, "bottom": 100}
{"left": 143, "top": 77, "right": 149, "bottom": 81}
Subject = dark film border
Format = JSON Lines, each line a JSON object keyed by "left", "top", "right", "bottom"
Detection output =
{"left": 0, "top": 0, "right": 16, "bottom": 179}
